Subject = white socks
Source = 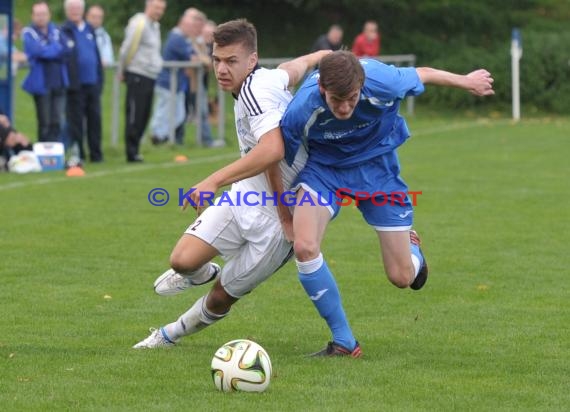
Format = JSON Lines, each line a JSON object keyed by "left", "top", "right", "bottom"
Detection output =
{"left": 296, "top": 253, "right": 324, "bottom": 275}
{"left": 163, "top": 295, "right": 226, "bottom": 341}
{"left": 411, "top": 254, "right": 421, "bottom": 279}
{"left": 183, "top": 263, "right": 216, "bottom": 285}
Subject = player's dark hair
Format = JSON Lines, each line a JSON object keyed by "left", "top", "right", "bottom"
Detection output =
{"left": 319, "top": 51, "right": 365, "bottom": 97}
{"left": 213, "top": 19, "right": 257, "bottom": 53}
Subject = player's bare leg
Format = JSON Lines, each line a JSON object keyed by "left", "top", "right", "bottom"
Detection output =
{"left": 205, "top": 279, "right": 238, "bottom": 314}
{"left": 154, "top": 234, "right": 221, "bottom": 296}
{"left": 170, "top": 233, "right": 219, "bottom": 272}
{"left": 377, "top": 230, "right": 428, "bottom": 290}
{"left": 293, "top": 189, "right": 360, "bottom": 357}
{"left": 292, "top": 191, "right": 331, "bottom": 262}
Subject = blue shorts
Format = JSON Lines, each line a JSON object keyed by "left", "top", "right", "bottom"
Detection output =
{"left": 293, "top": 152, "right": 414, "bottom": 231}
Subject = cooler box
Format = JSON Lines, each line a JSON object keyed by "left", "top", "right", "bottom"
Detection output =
{"left": 33, "top": 142, "right": 65, "bottom": 171}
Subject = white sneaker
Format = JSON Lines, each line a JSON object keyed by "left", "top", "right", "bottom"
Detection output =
{"left": 132, "top": 328, "right": 176, "bottom": 349}
{"left": 153, "top": 263, "right": 221, "bottom": 296}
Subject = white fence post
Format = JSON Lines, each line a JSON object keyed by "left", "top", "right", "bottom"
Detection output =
{"left": 511, "top": 28, "right": 522, "bottom": 121}
{"left": 111, "top": 70, "right": 121, "bottom": 147}
{"left": 168, "top": 66, "right": 177, "bottom": 143}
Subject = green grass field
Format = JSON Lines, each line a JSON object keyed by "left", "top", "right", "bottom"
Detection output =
{"left": 1, "top": 72, "right": 568, "bottom": 411}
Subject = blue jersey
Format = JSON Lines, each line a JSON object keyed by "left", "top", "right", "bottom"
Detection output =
{"left": 156, "top": 28, "right": 194, "bottom": 92}
{"left": 281, "top": 59, "right": 425, "bottom": 168}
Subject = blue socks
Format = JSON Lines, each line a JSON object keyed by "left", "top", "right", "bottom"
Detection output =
{"left": 297, "top": 253, "right": 356, "bottom": 351}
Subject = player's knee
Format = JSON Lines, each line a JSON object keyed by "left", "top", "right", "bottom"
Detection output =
{"left": 169, "top": 249, "right": 199, "bottom": 274}
{"left": 386, "top": 265, "right": 414, "bottom": 288}
{"left": 293, "top": 238, "right": 321, "bottom": 261}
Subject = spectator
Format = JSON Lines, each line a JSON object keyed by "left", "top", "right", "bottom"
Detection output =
{"left": 352, "top": 20, "right": 381, "bottom": 57}
{"left": 311, "top": 24, "right": 343, "bottom": 52}
{"left": 0, "top": 113, "right": 33, "bottom": 170}
{"left": 61, "top": 0, "right": 104, "bottom": 164}
{"left": 21, "top": 1, "right": 68, "bottom": 143}
{"left": 118, "top": 0, "right": 166, "bottom": 163}
{"left": 149, "top": 12, "right": 195, "bottom": 146}
{"left": 184, "top": 8, "right": 215, "bottom": 147}
{"left": 86, "top": 4, "right": 114, "bottom": 67}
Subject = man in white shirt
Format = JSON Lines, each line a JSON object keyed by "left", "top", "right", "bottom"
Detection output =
{"left": 118, "top": 0, "right": 166, "bottom": 162}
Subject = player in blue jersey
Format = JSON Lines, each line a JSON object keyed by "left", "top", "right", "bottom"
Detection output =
{"left": 280, "top": 50, "right": 494, "bottom": 357}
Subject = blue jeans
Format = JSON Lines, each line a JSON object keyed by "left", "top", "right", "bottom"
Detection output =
{"left": 198, "top": 91, "right": 213, "bottom": 146}
{"left": 33, "top": 88, "right": 65, "bottom": 142}
{"left": 151, "top": 86, "right": 186, "bottom": 143}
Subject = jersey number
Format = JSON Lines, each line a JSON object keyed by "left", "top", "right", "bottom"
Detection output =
{"left": 190, "top": 219, "right": 202, "bottom": 231}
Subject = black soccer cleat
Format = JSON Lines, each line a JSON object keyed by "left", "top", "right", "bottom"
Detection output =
{"left": 409, "top": 230, "right": 428, "bottom": 290}
{"left": 310, "top": 341, "right": 362, "bottom": 358}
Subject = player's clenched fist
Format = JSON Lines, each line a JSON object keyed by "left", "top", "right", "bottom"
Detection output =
{"left": 466, "top": 69, "right": 495, "bottom": 96}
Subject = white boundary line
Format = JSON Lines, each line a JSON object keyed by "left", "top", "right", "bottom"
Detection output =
{"left": 0, "top": 120, "right": 509, "bottom": 192}
{"left": 0, "top": 153, "right": 238, "bottom": 192}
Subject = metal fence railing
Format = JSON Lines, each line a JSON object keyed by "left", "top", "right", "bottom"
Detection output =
{"left": 108, "top": 55, "right": 416, "bottom": 147}
{"left": 16, "top": 54, "right": 416, "bottom": 147}
{"left": 109, "top": 61, "right": 215, "bottom": 147}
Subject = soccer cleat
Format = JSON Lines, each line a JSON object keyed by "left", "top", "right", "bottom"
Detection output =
{"left": 132, "top": 327, "right": 176, "bottom": 349}
{"left": 310, "top": 341, "right": 362, "bottom": 358}
{"left": 153, "top": 263, "right": 221, "bottom": 296}
{"left": 409, "top": 230, "right": 429, "bottom": 290}
{"left": 65, "top": 156, "right": 83, "bottom": 169}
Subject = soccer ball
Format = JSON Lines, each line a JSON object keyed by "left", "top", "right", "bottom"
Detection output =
{"left": 211, "top": 339, "right": 272, "bottom": 392}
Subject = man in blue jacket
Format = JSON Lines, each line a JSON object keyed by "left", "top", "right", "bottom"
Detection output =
{"left": 149, "top": 12, "right": 195, "bottom": 145}
{"left": 22, "top": 1, "right": 68, "bottom": 143}
{"left": 61, "top": 0, "right": 104, "bottom": 163}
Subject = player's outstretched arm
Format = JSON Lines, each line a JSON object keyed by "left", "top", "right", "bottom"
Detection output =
{"left": 416, "top": 67, "right": 495, "bottom": 96}
{"left": 278, "top": 49, "right": 332, "bottom": 87}
{"left": 182, "top": 128, "right": 285, "bottom": 211}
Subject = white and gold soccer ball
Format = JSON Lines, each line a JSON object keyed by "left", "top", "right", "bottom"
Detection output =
{"left": 211, "top": 339, "right": 272, "bottom": 392}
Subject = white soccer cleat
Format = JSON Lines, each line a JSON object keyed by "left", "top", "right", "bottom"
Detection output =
{"left": 132, "top": 328, "right": 176, "bottom": 349}
{"left": 154, "top": 269, "right": 191, "bottom": 296}
{"left": 153, "top": 264, "right": 221, "bottom": 296}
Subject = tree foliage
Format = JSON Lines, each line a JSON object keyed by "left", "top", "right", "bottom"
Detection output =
{"left": 42, "top": 0, "right": 570, "bottom": 113}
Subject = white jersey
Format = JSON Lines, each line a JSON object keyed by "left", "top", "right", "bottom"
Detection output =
{"left": 230, "top": 67, "right": 307, "bottom": 218}
{"left": 183, "top": 67, "right": 302, "bottom": 297}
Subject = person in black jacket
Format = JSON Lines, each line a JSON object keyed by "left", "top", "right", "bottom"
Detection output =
{"left": 61, "top": 0, "right": 104, "bottom": 164}
{"left": 0, "top": 113, "right": 33, "bottom": 169}
{"left": 310, "top": 24, "right": 343, "bottom": 52}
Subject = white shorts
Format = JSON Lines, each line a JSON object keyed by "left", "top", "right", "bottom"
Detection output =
{"left": 184, "top": 202, "right": 293, "bottom": 298}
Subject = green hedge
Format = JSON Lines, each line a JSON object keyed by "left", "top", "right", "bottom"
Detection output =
{"left": 412, "top": 30, "right": 570, "bottom": 114}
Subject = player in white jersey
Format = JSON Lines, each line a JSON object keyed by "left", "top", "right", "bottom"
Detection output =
{"left": 134, "top": 19, "right": 330, "bottom": 348}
